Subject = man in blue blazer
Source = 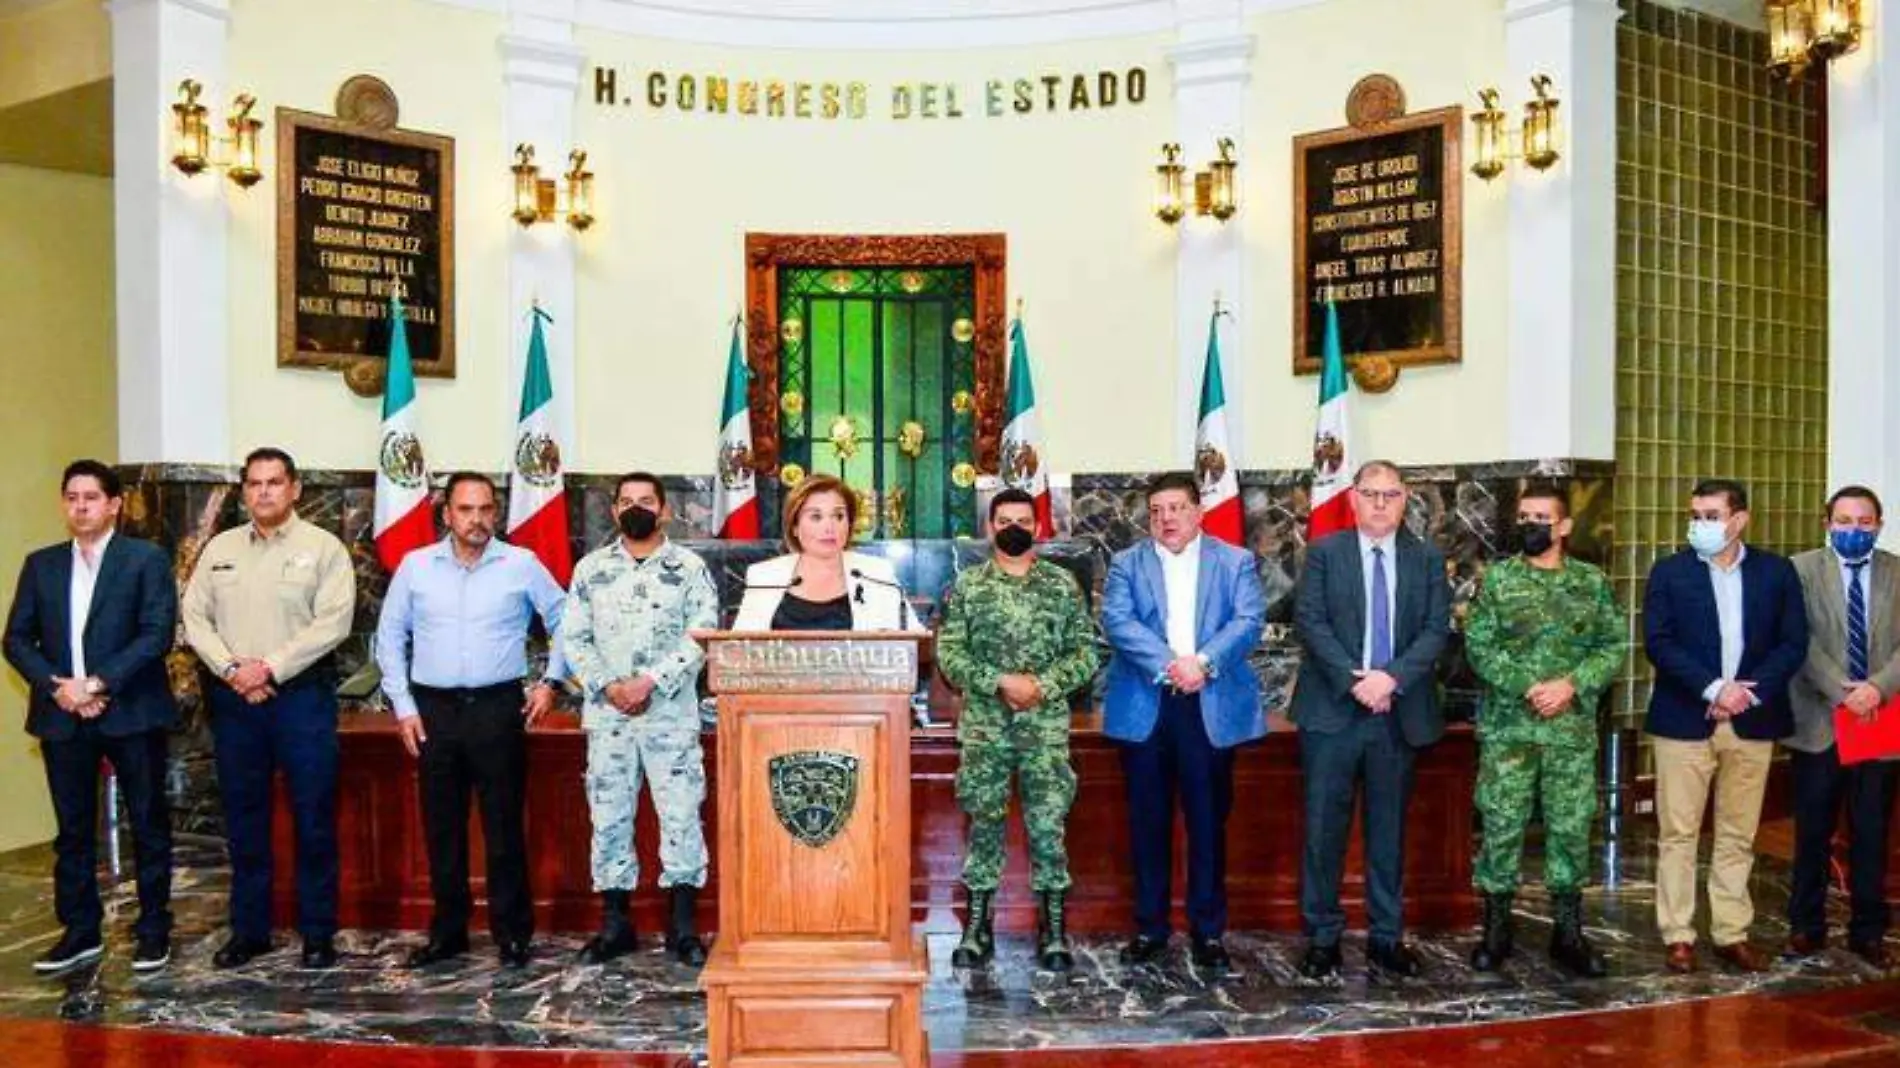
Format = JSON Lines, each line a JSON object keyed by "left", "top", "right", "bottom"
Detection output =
{"left": 1102, "top": 471, "right": 1266, "bottom": 970}
{"left": 4, "top": 460, "right": 179, "bottom": 975}
{"left": 1291, "top": 460, "right": 1451, "bottom": 980}
{"left": 1643, "top": 478, "right": 1808, "bottom": 975}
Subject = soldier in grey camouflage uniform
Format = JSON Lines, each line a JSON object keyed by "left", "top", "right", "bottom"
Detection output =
{"left": 936, "top": 488, "right": 1100, "bottom": 971}
{"left": 1463, "top": 481, "right": 1624, "bottom": 977}
{"left": 562, "top": 473, "right": 719, "bottom": 966}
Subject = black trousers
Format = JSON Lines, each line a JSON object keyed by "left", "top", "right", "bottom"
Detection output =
{"left": 41, "top": 722, "right": 173, "bottom": 942}
{"left": 1118, "top": 691, "right": 1235, "bottom": 941}
{"left": 1789, "top": 746, "right": 1898, "bottom": 948}
{"left": 1299, "top": 712, "right": 1416, "bottom": 947}
{"left": 211, "top": 676, "right": 338, "bottom": 942}
{"left": 414, "top": 682, "right": 533, "bottom": 944}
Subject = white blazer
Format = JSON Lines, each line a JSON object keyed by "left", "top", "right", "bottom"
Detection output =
{"left": 732, "top": 550, "right": 923, "bottom": 632}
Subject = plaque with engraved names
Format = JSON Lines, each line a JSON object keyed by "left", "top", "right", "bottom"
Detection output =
{"left": 276, "top": 105, "right": 455, "bottom": 378}
{"left": 1293, "top": 105, "right": 1461, "bottom": 374}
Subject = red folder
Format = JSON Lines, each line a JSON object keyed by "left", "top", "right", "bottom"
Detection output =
{"left": 1834, "top": 694, "right": 1900, "bottom": 765}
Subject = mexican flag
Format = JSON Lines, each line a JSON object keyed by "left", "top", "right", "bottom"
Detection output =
{"left": 1195, "top": 308, "right": 1243, "bottom": 545}
{"left": 1000, "top": 315, "right": 1053, "bottom": 539}
{"left": 506, "top": 305, "right": 574, "bottom": 586}
{"left": 372, "top": 290, "right": 435, "bottom": 575}
{"left": 1306, "top": 300, "right": 1356, "bottom": 542}
{"left": 712, "top": 317, "right": 760, "bottom": 539}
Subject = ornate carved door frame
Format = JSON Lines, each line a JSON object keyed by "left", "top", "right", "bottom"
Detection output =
{"left": 743, "top": 233, "right": 1008, "bottom": 479}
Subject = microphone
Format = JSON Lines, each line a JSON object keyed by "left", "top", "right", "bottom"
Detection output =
{"left": 850, "top": 568, "right": 915, "bottom": 629}
{"left": 743, "top": 575, "right": 803, "bottom": 592}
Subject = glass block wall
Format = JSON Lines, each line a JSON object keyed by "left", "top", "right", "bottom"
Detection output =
{"left": 1611, "top": 0, "right": 1829, "bottom": 730}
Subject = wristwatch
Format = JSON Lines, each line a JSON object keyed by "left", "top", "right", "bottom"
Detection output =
{"left": 221, "top": 662, "right": 240, "bottom": 680}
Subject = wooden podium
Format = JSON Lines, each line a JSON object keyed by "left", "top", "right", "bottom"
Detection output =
{"left": 695, "top": 630, "right": 930, "bottom": 1068}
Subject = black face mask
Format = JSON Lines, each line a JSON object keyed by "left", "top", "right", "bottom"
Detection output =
{"left": 1516, "top": 521, "right": 1557, "bottom": 557}
{"left": 618, "top": 506, "right": 659, "bottom": 540}
{"left": 993, "top": 525, "right": 1035, "bottom": 558}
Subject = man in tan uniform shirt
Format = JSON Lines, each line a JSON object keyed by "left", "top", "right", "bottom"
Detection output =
{"left": 183, "top": 447, "right": 355, "bottom": 970}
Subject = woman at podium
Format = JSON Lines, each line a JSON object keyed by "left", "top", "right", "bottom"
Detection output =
{"left": 733, "top": 474, "right": 922, "bottom": 632}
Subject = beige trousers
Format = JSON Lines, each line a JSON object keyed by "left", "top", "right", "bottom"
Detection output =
{"left": 1652, "top": 721, "right": 1775, "bottom": 947}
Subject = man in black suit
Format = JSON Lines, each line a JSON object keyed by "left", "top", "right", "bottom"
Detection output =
{"left": 4, "top": 460, "right": 179, "bottom": 975}
{"left": 1291, "top": 460, "right": 1451, "bottom": 980}
{"left": 1643, "top": 477, "right": 1807, "bottom": 974}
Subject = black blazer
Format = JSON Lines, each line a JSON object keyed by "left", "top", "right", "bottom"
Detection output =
{"left": 4, "top": 535, "right": 179, "bottom": 741}
{"left": 1642, "top": 546, "right": 1808, "bottom": 742}
{"left": 1291, "top": 528, "right": 1452, "bottom": 747}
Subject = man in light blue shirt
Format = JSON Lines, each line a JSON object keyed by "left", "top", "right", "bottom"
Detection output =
{"left": 375, "top": 471, "right": 566, "bottom": 970}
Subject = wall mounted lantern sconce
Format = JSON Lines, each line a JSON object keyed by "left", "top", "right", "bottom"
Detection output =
{"left": 1469, "top": 75, "right": 1561, "bottom": 181}
{"left": 1154, "top": 138, "right": 1240, "bottom": 224}
{"left": 511, "top": 144, "right": 596, "bottom": 232}
{"left": 170, "top": 80, "right": 264, "bottom": 188}
{"left": 1767, "top": 0, "right": 1861, "bottom": 81}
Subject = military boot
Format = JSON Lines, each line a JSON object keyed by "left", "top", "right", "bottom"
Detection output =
{"left": 1036, "top": 890, "right": 1075, "bottom": 972}
{"left": 1549, "top": 892, "right": 1608, "bottom": 978}
{"left": 951, "top": 888, "right": 996, "bottom": 967}
{"left": 665, "top": 885, "right": 708, "bottom": 966}
{"left": 577, "top": 890, "right": 636, "bottom": 964}
{"left": 1469, "top": 891, "right": 1515, "bottom": 972}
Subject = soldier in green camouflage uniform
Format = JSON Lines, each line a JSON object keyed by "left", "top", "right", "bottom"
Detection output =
{"left": 562, "top": 474, "right": 720, "bottom": 966}
{"left": 1463, "top": 482, "right": 1624, "bottom": 977}
{"left": 936, "top": 489, "right": 1100, "bottom": 972}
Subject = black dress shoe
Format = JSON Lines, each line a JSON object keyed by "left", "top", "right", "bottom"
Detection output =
{"left": 34, "top": 930, "right": 103, "bottom": 974}
{"left": 301, "top": 937, "right": 338, "bottom": 970}
{"left": 213, "top": 935, "right": 272, "bottom": 969}
{"left": 1367, "top": 939, "right": 1423, "bottom": 978}
{"left": 1190, "top": 936, "right": 1231, "bottom": 970}
{"left": 1119, "top": 934, "right": 1168, "bottom": 965}
{"left": 406, "top": 934, "right": 470, "bottom": 969}
{"left": 578, "top": 929, "right": 636, "bottom": 965}
{"left": 1849, "top": 940, "right": 1893, "bottom": 970}
{"left": 132, "top": 934, "right": 171, "bottom": 973}
{"left": 1298, "top": 942, "right": 1342, "bottom": 981}
{"left": 499, "top": 939, "right": 532, "bottom": 969}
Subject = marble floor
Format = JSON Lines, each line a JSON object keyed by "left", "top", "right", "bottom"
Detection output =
{"left": 0, "top": 833, "right": 1892, "bottom": 1054}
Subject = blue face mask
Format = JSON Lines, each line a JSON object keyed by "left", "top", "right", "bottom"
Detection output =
{"left": 1688, "top": 519, "right": 1731, "bottom": 559}
{"left": 1831, "top": 527, "right": 1878, "bottom": 562}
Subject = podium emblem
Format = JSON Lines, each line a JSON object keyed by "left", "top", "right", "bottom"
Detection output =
{"left": 768, "top": 750, "right": 860, "bottom": 847}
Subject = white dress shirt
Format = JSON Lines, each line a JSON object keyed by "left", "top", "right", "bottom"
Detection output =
{"left": 68, "top": 532, "right": 111, "bottom": 679}
{"left": 1701, "top": 544, "right": 1748, "bottom": 701}
{"left": 1358, "top": 531, "right": 1399, "bottom": 670}
{"left": 1154, "top": 535, "right": 1202, "bottom": 658}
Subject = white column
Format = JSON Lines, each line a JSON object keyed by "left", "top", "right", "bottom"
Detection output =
{"left": 1167, "top": 1, "right": 1252, "bottom": 464}
{"left": 1828, "top": 9, "right": 1900, "bottom": 545}
{"left": 502, "top": 0, "right": 584, "bottom": 457}
{"left": 1502, "top": 0, "right": 1620, "bottom": 461}
{"left": 108, "top": 0, "right": 233, "bottom": 465}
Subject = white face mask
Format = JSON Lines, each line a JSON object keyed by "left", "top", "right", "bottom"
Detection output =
{"left": 1688, "top": 518, "right": 1731, "bottom": 559}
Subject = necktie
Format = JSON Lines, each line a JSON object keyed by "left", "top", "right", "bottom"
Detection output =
{"left": 1847, "top": 561, "right": 1870, "bottom": 682}
{"left": 1370, "top": 546, "right": 1393, "bottom": 670}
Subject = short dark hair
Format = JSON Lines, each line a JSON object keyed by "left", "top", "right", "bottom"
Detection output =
{"left": 989, "top": 487, "right": 1037, "bottom": 521}
{"left": 242, "top": 447, "right": 299, "bottom": 483}
{"left": 1827, "top": 484, "right": 1885, "bottom": 521}
{"left": 1691, "top": 478, "right": 1749, "bottom": 513}
{"left": 1145, "top": 471, "right": 1200, "bottom": 504}
{"left": 614, "top": 471, "right": 666, "bottom": 507}
{"left": 1354, "top": 459, "right": 1404, "bottom": 486}
{"left": 61, "top": 459, "right": 122, "bottom": 499}
{"left": 1516, "top": 480, "right": 1569, "bottom": 520}
{"left": 443, "top": 471, "right": 498, "bottom": 503}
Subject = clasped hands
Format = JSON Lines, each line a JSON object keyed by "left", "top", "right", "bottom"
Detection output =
{"left": 604, "top": 674, "right": 657, "bottom": 717}
{"left": 1842, "top": 680, "right": 1883, "bottom": 719}
{"left": 1705, "top": 679, "right": 1757, "bottom": 721}
{"left": 996, "top": 673, "right": 1046, "bottom": 712}
{"left": 226, "top": 658, "right": 277, "bottom": 705}
{"left": 50, "top": 675, "right": 107, "bottom": 719}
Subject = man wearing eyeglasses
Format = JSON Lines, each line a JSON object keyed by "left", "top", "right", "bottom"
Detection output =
{"left": 1291, "top": 460, "right": 1450, "bottom": 981}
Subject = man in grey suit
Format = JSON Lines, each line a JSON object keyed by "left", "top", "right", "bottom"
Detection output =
{"left": 1787, "top": 484, "right": 1900, "bottom": 967}
{"left": 1291, "top": 460, "right": 1451, "bottom": 980}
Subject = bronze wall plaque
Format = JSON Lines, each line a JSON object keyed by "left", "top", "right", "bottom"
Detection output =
{"left": 277, "top": 88, "right": 455, "bottom": 380}
{"left": 1293, "top": 104, "right": 1462, "bottom": 375}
